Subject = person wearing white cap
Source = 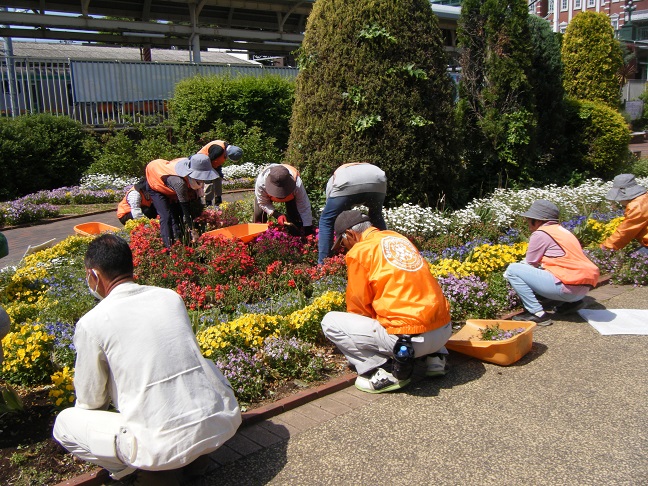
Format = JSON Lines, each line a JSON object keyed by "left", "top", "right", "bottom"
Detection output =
{"left": 601, "top": 173, "right": 648, "bottom": 255}
{"left": 145, "top": 153, "right": 218, "bottom": 247}
{"left": 253, "top": 164, "right": 314, "bottom": 236}
{"left": 197, "top": 140, "right": 243, "bottom": 206}
{"left": 504, "top": 200, "right": 600, "bottom": 326}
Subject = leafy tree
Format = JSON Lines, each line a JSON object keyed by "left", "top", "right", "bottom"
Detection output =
{"left": 285, "top": 0, "right": 458, "bottom": 206}
{"left": 561, "top": 12, "right": 623, "bottom": 109}
{"left": 526, "top": 15, "right": 568, "bottom": 182}
{"left": 456, "top": 0, "right": 537, "bottom": 199}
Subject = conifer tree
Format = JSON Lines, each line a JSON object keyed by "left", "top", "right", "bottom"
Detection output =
{"left": 561, "top": 11, "right": 623, "bottom": 109}
{"left": 456, "top": 0, "right": 536, "bottom": 198}
{"left": 286, "top": 0, "right": 458, "bottom": 206}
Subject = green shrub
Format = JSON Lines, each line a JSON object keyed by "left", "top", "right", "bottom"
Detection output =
{"left": 629, "top": 156, "right": 648, "bottom": 177}
{"left": 0, "top": 114, "right": 94, "bottom": 200}
{"left": 564, "top": 98, "right": 630, "bottom": 178}
{"left": 286, "top": 0, "right": 458, "bottom": 206}
{"left": 169, "top": 74, "right": 295, "bottom": 150}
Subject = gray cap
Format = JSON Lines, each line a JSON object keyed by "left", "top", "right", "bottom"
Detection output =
{"left": 175, "top": 154, "right": 218, "bottom": 181}
{"left": 331, "top": 210, "right": 371, "bottom": 251}
{"left": 520, "top": 200, "right": 560, "bottom": 221}
{"left": 606, "top": 174, "right": 647, "bottom": 202}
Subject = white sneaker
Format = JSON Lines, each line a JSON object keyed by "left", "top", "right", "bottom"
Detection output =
{"left": 355, "top": 367, "right": 410, "bottom": 394}
{"left": 425, "top": 354, "right": 448, "bottom": 377}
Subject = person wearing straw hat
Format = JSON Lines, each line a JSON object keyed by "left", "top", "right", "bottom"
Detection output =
{"left": 504, "top": 200, "right": 600, "bottom": 326}
{"left": 145, "top": 154, "right": 217, "bottom": 247}
{"left": 321, "top": 210, "right": 452, "bottom": 394}
{"left": 253, "top": 164, "right": 314, "bottom": 236}
{"left": 197, "top": 140, "right": 243, "bottom": 207}
{"left": 601, "top": 174, "right": 648, "bottom": 255}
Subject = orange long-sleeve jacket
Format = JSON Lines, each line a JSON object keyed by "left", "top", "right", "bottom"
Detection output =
{"left": 345, "top": 227, "right": 451, "bottom": 335}
{"left": 602, "top": 193, "right": 648, "bottom": 250}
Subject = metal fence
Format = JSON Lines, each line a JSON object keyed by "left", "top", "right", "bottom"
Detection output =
{"left": 0, "top": 57, "right": 299, "bottom": 126}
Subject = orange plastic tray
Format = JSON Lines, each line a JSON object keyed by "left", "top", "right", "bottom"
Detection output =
{"left": 445, "top": 319, "right": 536, "bottom": 366}
{"left": 203, "top": 223, "right": 269, "bottom": 243}
{"left": 73, "top": 222, "right": 120, "bottom": 236}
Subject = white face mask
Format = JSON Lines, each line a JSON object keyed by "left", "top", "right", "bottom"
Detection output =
{"left": 86, "top": 269, "right": 104, "bottom": 301}
{"left": 187, "top": 177, "right": 204, "bottom": 191}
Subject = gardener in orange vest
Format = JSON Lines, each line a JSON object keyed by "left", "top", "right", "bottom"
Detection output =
{"left": 197, "top": 140, "right": 243, "bottom": 206}
{"left": 253, "top": 164, "right": 314, "bottom": 236}
{"left": 321, "top": 210, "right": 452, "bottom": 394}
{"left": 504, "top": 200, "right": 600, "bottom": 326}
{"left": 600, "top": 173, "right": 648, "bottom": 255}
{"left": 145, "top": 154, "right": 217, "bottom": 247}
{"left": 115, "top": 178, "right": 158, "bottom": 225}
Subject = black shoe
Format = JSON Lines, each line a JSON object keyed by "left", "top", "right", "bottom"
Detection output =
{"left": 512, "top": 311, "right": 553, "bottom": 326}
{"left": 554, "top": 299, "right": 586, "bottom": 314}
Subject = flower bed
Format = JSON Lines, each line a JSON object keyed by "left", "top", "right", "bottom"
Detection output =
{"left": 2, "top": 177, "right": 647, "bottom": 410}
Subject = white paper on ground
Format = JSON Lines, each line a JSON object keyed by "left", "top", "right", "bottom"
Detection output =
{"left": 577, "top": 309, "right": 648, "bottom": 335}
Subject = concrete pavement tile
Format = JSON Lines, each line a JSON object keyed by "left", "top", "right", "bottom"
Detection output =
{"left": 270, "top": 409, "right": 318, "bottom": 433}
{"left": 293, "top": 402, "right": 336, "bottom": 423}
{"left": 257, "top": 419, "right": 292, "bottom": 439}
{"left": 222, "top": 433, "right": 263, "bottom": 456}
{"left": 208, "top": 444, "right": 242, "bottom": 466}
{"left": 327, "top": 388, "right": 376, "bottom": 408}
{"left": 238, "top": 423, "right": 286, "bottom": 448}
{"left": 308, "top": 395, "right": 353, "bottom": 416}
{"left": 339, "top": 385, "right": 384, "bottom": 402}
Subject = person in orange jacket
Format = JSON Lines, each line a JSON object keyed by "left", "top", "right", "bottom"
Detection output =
{"left": 504, "top": 200, "right": 600, "bottom": 326}
{"left": 197, "top": 140, "right": 243, "bottom": 206}
{"left": 115, "top": 178, "right": 157, "bottom": 225}
{"left": 600, "top": 174, "right": 648, "bottom": 255}
{"left": 321, "top": 210, "right": 452, "bottom": 394}
{"left": 145, "top": 154, "right": 217, "bottom": 247}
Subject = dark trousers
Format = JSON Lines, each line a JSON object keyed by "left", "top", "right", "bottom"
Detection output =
{"left": 149, "top": 190, "right": 182, "bottom": 247}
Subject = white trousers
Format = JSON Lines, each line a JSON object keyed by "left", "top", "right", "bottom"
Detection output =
{"left": 53, "top": 407, "right": 137, "bottom": 480}
{"left": 321, "top": 311, "right": 452, "bottom": 375}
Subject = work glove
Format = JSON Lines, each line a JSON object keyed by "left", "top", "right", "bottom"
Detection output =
{"left": 276, "top": 214, "right": 287, "bottom": 225}
{"left": 301, "top": 226, "right": 314, "bottom": 236}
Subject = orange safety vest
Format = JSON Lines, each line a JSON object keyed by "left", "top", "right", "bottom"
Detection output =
{"left": 602, "top": 192, "right": 648, "bottom": 250}
{"left": 198, "top": 140, "right": 227, "bottom": 169}
{"left": 145, "top": 159, "right": 182, "bottom": 198}
{"left": 538, "top": 225, "right": 600, "bottom": 287}
{"left": 116, "top": 186, "right": 153, "bottom": 219}
{"left": 346, "top": 228, "right": 451, "bottom": 335}
{"left": 269, "top": 164, "right": 300, "bottom": 203}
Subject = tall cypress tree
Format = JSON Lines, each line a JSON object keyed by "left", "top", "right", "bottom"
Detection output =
{"left": 286, "top": 0, "right": 458, "bottom": 207}
{"left": 561, "top": 11, "right": 623, "bottom": 109}
{"left": 456, "top": 0, "right": 536, "bottom": 198}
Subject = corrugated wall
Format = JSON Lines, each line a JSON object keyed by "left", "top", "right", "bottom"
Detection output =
{"left": 0, "top": 57, "right": 298, "bottom": 126}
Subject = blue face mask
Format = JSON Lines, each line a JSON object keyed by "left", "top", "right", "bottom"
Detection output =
{"left": 86, "top": 269, "right": 104, "bottom": 301}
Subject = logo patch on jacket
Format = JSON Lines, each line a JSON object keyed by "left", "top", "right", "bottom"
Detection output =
{"left": 381, "top": 236, "right": 424, "bottom": 271}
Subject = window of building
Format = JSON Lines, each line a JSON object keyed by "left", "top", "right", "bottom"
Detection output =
{"left": 639, "top": 26, "right": 648, "bottom": 41}
{"left": 611, "top": 19, "right": 619, "bottom": 30}
{"left": 559, "top": 22, "right": 568, "bottom": 34}
{"left": 561, "top": 0, "right": 568, "bottom": 10}
{"left": 587, "top": 0, "right": 595, "bottom": 7}
{"left": 549, "top": 0, "right": 554, "bottom": 12}
{"left": 575, "top": 0, "right": 581, "bottom": 7}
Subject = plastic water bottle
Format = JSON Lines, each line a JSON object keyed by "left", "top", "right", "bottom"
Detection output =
{"left": 392, "top": 335, "right": 415, "bottom": 380}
